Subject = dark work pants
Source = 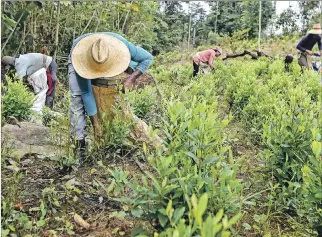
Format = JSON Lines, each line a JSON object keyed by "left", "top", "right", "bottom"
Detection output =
{"left": 45, "top": 94, "right": 54, "bottom": 110}
{"left": 193, "top": 61, "right": 199, "bottom": 77}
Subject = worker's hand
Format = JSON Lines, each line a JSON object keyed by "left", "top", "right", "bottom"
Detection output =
{"left": 306, "top": 50, "right": 313, "bottom": 56}
{"left": 89, "top": 114, "right": 103, "bottom": 140}
{"left": 93, "top": 123, "right": 103, "bottom": 140}
{"left": 122, "top": 77, "right": 135, "bottom": 90}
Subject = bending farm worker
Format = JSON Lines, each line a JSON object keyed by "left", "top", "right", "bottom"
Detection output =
{"left": 296, "top": 24, "right": 322, "bottom": 70}
{"left": 40, "top": 47, "right": 58, "bottom": 110}
{"left": 1, "top": 53, "right": 56, "bottom": 114}
{"left": 192, "top": 47, "right": 222, "bottom": 77}
{"left": 69, "top": 32, "right": 153, "bottom": 164}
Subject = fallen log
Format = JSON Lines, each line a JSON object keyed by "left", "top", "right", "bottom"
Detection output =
{"left": 222, "top": 50, "right": 274, "bottom": 61}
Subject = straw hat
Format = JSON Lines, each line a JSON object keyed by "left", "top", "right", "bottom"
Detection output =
{"left": 71, "top": 33, "right": 131, "bottom": 79}
{"left": 307, "top": 24, "right": 322, "bottom": 35}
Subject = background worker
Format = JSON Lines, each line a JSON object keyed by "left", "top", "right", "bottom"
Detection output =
{"left": 192, "top": 47, "right": 222, "bottom": 77}
{"left": 296, "top": 24, "right": 322, "bottom": 70}
{"left": 1, "top": 53, "right": 55, "bottom": 113}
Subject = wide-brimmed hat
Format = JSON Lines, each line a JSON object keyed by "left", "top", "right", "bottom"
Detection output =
{"left": 308, "top": 24, "right": 322, "bottom": 35}
{"left": 71, "top": 33, "right": 131, "bottom": 79}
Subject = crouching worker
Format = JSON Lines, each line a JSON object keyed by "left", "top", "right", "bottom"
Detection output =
{"left": 69, "top": 32, "right": 153, "bottom": 165}
{"left": 1, "top": 53, "right": 56, "bottom": 114}
{"left": 192, "top": 47, "right": 222, "bottom": 77}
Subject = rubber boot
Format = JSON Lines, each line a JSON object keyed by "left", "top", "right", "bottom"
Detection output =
{"left": 75, "top": 138, "right": 86, "bottom": 166}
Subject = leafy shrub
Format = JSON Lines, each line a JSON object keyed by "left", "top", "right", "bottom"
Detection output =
{"left": 154, "top": 193, "right": 241, "bottom": 237}
{"left": 117, "top": 97, "right": 242, "bottom": 230}
{"left": 2, "top": 76, "right": 35, "bottom": 121}
{"left": 126, "top": 86, "right": 158, "bottom": 120}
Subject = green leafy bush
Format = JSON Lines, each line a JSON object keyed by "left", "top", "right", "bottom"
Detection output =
{"left": 117, "top": 97, "right": 242, "bottom": 230}
{"left": 126, "top": 86, "right": 158, "bottom": 119}
{"left": 155, "top": 193, "right": 241, "bottom": 237}
{"left": 2, "top": 76, "right": 35, "bottom": 121}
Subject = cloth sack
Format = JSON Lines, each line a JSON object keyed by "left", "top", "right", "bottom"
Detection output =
{"left": 28, "top": 68, "right": 48, "bottom": 113}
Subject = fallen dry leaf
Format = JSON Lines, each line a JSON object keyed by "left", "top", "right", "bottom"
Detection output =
{"left": 74, "top": 213, "right": 90, "bottom": 229}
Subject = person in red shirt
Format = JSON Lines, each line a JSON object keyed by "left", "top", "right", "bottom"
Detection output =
{"left": 193, "top": 47, "right": 222, "bottom": 77}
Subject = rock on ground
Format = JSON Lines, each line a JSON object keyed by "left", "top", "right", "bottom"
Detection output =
{"left": 1, "top": 122, "right": 57, "bottom": 158}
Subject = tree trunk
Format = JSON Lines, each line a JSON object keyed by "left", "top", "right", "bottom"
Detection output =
{"left": 121, "top": 1, "right": 133, "bottom": 34}
{"left": 1, "top": 12, "right": 24, "bottom": 53}
{"left": 187, "top": 2, "right": 192, "bottom": 50}
{"left": 73, "top": 6, "right": 77, "bottom": 40}
{"left": 81, "top": 9, "right": 96, "bottom": 35}
{"left": 192, "top": 26, "right": 196, "bottom": 48}
{"left": 215, "top": 1, "right": 219, "bottom": 34}
{"left": 49, "top": 4, "right": 54, "bottom": 29}
{"left": 258, "top": 0, "right": 262, "bottom": 51}
{"left": 53, "top": 1, "right": 61, "bottom": 60}
{"left": 15, "top": 22, "right": 27, "bottom": 55}
{"left": 95, "top": 9, "right": 104, "bottom": 32}
{"left": 222, "top": 50, "right": 273, "bottom": 61}
{"left": 121, "top": 10, "right": 131, "bottom": 34}
{"left": 117, "top": 5, "right": 120, "bottom": 30}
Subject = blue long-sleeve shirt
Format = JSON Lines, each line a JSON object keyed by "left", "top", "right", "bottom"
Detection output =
{"left": 71, "top": 32, "right": 154, "bottom": 116}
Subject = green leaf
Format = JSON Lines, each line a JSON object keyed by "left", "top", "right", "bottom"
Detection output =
{"left": 203, "top": 156, "right": 220, "bottom": 165}
{"left": 111, "top": 211, "right": 126, "bottom": 218}
{"left": 106, "top": 179, "right": 116, "bottom": 195}
{"left": 1, "top": 229, "right": 10, "bottom": 237}
{"left": 166, "top": 199, "right": 173, "bottom": 220}
{"left": 2, "top": 15, "right": 17, "bottom": 28}
{"left": 213, "top": 223, "right": 223, "bottom": 235}
{"left": 158, "top": 213, "right": 168, "bottom": 227}
{"left": 191, "top": 194, "right": 198, "bottom": 210}
{"left": 221, "top": 230, "right": 231, "bottom": 237}
{"left": 173, "top": 230, "right": 179, "bottom": 237}
{"left": 222, "top": 215, "right": 228, "bottom": 229}
{"left": 184, "top": 152, "right": 199, "bottom": 166}
{"left": 162, "top": 177, "right": 167, "bottom": 188}
{"left": 242, "top": 223, "right": 251, "bottom": 230}
{"left": 197, "top": 193, "right": 208, "bottom": 217}
{"left": 314, "top": 192, "right": 322, "bottom": 199}
{"left": 36, "top": 219, "right": 46, "bottom": 227}
{"left": 173, "top": 207, "right": 185, "bottom": 224}
{"left": 214, "top": 209, "right": 224, "bottom": 224}
{"left": 227, "top": 213, "right": 241, "bottom": 228}
{"left": 131, "top": 208, "right": 143, "bottom": 218}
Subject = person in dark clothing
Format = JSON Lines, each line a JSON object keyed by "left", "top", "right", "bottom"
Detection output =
{"left": 284, "top": 54, "right": 294, "bottom": 72}
{"left": 40, "top": 47, "right": 57, "bottom": 110}
{"left": 296, "top": 24, "right": 322, "bottom": 70}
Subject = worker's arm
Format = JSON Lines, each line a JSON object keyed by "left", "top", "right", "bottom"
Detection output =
{"left": 296, "top": 37, "right": 313, "bottom": 55}
{"left": 75, "top": 74, "right": 102, "bottom": 138}
{"left": 208, "top": 51, "right": 216, "bottom": 70}
{"left": 317, "top": 37, "right": 322, "bottom": 55}
{"left": 123, "top": 46, "right": 153, "bottom": 89}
